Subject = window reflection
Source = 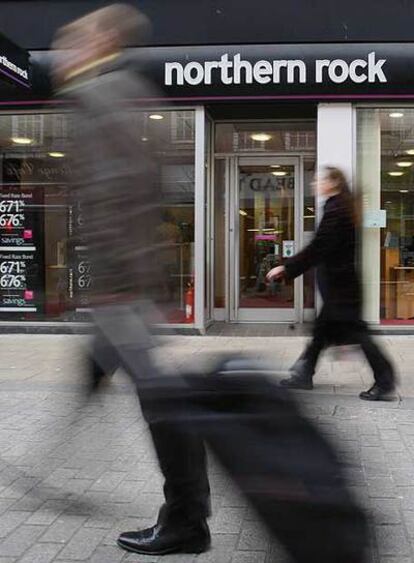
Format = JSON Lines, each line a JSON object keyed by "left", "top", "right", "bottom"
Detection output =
{"left": 0, "top": 111, "right": 196, "bottom": 323}
{"left": 215, "top": 122, "right": 316, "bottom": 153}
{"left": 358, "top": 108, "right": 414, "bottom": 324}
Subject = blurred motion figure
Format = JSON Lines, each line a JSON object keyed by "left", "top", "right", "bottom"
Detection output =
{"left": 53, "top": 8, "right": 370, "bottom": 561}
{"left": 267, "top": 167, "right": 396, "bottom": 400}
{"left": 52, "top": 4, "right": 211, "bottom": 556}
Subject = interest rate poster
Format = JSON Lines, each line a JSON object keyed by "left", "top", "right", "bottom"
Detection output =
{"left": 0, "top": 185, "right": 44, "bottom": 315}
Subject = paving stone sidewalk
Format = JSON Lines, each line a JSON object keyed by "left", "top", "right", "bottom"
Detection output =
{"left": 0, "top": 334, "right": 413, "bottom": 562}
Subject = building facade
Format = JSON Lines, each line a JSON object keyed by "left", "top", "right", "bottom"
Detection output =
{"left": 1, "top": 0, "right": 414, "bottom": 332}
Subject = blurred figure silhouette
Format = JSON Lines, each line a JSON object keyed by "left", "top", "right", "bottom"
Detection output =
{"left": 144, "top": 359, "right": 369, "bottom": 563}
{"left": 52, "top": 4, "right": 211, "bottom": 556}
{"left": 267, "top": 166, "right": 396, "bottom": 400}
{"left": 53, "top": 12, "right": 370, "bottom": 561}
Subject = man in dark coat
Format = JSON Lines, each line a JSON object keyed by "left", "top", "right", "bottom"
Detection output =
{"left": 267, "top": 167, "right": 396, "bottom": 400}
{"left": 53, "top": 4, "right": 211, "bottom": 556}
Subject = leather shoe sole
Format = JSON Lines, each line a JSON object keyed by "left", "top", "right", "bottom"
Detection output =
{"left": 117, "top": 529, "right": 210, "bottom": 556}
{"left": 117, "top": 537, "right": 209, "bottom": 555}
{"left": 359, "top": 387, "right": 396, "bottom": 402}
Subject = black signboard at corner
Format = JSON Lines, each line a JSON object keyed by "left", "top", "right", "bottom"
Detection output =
{"left": 0, "top": 33, "right": 30, "bottom": 90}
{"left": 132, "top": 43, "right": 414, "bottom": 101}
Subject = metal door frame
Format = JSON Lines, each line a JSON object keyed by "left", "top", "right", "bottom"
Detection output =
{"left": 228, "top": 155, "right": 303, "bottom": 322}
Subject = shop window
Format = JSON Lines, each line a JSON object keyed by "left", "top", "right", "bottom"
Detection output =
{"left": 303, "top": 157, "right": 316, "bottom": 310}
{"left": 171, "top": 111, "right": 195, "bottom": 143}
{"left": 12, "top": 114, "right": 44, "bottom": 145}
{"left": 214, "top": 159, "right": 226, "bottom": 309}
{"left": 357, "top": 108, "right": 414, "bottom": 325}
{"left": 215, "top": 122, "right": 316, "bottom": 153}
{"left": 0, "top": 110, "right": 196, "bottom": 324}
{"left": 285, "top": 131, "right": 316, "bottom": 151}
{"left": 232, "top": 132, "right": 269, "bottom": 152}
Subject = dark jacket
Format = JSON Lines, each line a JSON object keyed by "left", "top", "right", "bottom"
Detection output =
{"left": 284, "top": 192, "right": 361, "bottom": 322}
{"left": 68, "top": 57, "right": 165, "bottom": 304}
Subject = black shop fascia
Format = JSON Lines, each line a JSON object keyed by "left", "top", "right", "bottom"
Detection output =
{"left": 15, "top": 42, "right": 414, "bottom": 104}
{"left": 143, "top": 43, "right": 414, "bottom": 103}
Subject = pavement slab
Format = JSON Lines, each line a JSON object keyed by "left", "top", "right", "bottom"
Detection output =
{"left": 0, "top": 334, "right": 412, "bottom": 561}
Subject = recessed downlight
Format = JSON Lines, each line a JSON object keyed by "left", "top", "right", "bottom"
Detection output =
{"left": 397, "top": 161, "right": 413, "bottom": 167}
{"left": 48, "top": 151, "right": 65, "bottom": 158}
{"left": 250, "top": 133, "right": 272, "bottom": 142}
{"left": 406, "top": 149, "right": 414, "bottom": 155}
{"left": 270, "top": 165, "right": 281, "bottom": 169}
{"left": 272, "top": 171, "right": 287, "bottom": 177}
{"left": 11, "top": 137, "right": 33, "bottom": 145}
{"left": 388, "top": 171, "right": 404, "bottom": 177}
{"left": 400, "top": 190, "right": 409, "bottom": 193}
{"left": 149, "top": 114, "right": 164, "bottom": 120}
{"left": 390, "top": 112, "right": 404, "bottom": 118}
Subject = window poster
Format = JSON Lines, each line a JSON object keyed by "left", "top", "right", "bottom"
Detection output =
{"left": 0, "top": 185, "right": 45, "bottom": 314}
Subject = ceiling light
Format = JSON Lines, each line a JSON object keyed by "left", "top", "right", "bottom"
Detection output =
{"left": 270, "top": 165, "right": 281, "bottom": 169}
{"left": 239, "top": 210, "right": 248, "bottom": 216}
{"left": 272, "top": 171, "right": 287, "bottom": 177}
{"left": 149, "top": 114, "right": 164, "bottom": 120}
{"left": 400, "top": 190, "right": 409, "bottom": 193}
{"left": 389, "top": 112, "right": 404, "bottom": 118}
{"left": 405, "top": 149, "right": 414, "bottom": 155}
{"left": 48, "top": 151, "right": 65, "bottom": 158}
{"left": 141, "top": 137, "right": 149, "bottom": 142}
{"left": 388, "top": 171, "right": 404, "bottom": 177}
{"left": 250, "top": 133, "right": 272, "bottom": 142}
{"left": 397, "top": 161, "right": 413, "bottom": 167}
{"left": 385, "top": 200, "right": 393, "bottom": 204}
{"left": 11, "top": 137, "right": 33, "bottom": 145}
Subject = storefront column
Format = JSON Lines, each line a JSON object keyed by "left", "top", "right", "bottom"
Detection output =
{"left": 317, "top": 103, "right": 354, "bottom": 179}
{"left": 357, "top": 110, "right": 381, "bottom": 323}
{"left": 316, "top": 103, "right": 354, "bottom": 312}
{"left": 194, "top": 106, "right": 206, "bottom": 331}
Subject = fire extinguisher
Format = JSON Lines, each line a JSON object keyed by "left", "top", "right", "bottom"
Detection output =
{"left": 185, "top": 280, "right": 194, "bottom": 323}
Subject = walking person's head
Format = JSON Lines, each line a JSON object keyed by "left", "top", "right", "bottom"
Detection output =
{"left": 75, "top": 3, "right": 151, "bottom": 62}
{"left": 317, "top": 166, "right": 360, "bottom": 224}
{"left": 51, "top": 21, "right": 84, "bottom": 89}
{"left": 52, "top": 3, "right": 151, "bottom": 87}
{"left": 317, "top": 166, "right": 351, "bottom": 198}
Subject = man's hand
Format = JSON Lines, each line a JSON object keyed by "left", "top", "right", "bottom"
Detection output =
{"left": 266, "top": 265, "right": 286, "bottom": 282}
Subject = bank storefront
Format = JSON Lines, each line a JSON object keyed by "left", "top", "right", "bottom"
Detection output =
{"left": 1, "top": 42, "right": 414, "bottom": 331}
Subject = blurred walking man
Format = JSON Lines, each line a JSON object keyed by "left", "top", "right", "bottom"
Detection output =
{"left": 53, "top": 4, "right": 211, "bottom": 556}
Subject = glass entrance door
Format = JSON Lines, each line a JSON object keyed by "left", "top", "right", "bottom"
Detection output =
{"left": 231, "top": 157, "right": 301, "bottom": 322}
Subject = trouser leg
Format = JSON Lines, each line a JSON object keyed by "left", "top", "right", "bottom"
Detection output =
{"left": 117, "top": 344, "right": 211, "bottom": 525}
{"left": 356, "top": 328, "right": 395, "bottom": 390}
{"left": 88, "top": 332, "right": 119, "bottom": 393}
{"left": 150, "top": 421, "right": 211, "bottom": 525}
{"left": 92, "top": 302, "right": 211, "bottom": 526}
{"left": 292, "top": 320, "right": 327, "bottom": 378}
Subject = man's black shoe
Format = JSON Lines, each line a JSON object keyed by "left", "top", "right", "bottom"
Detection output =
{"left": 279, "top": 374, "right": 313, "bottom": 390}
{"left": 359, "top": 383, "right": 396, "bottom": 401}
{"left": 117, "top": 521, "right": 211, "bottom": 556}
